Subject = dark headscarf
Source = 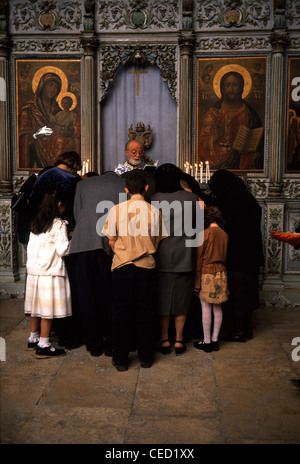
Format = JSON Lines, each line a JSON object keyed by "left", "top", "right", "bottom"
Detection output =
{"left": 154, "top": 163, "right": 182, "bottom": 193}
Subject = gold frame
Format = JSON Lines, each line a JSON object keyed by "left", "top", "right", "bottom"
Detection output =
{"left": 196, "top": 56, "right": 267, "bottom": 172}
{"left": 16, "top": 59, "right": 81, "bottom": 171}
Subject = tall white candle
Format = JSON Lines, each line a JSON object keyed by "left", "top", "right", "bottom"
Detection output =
{"left": 205, "top": 161, "right": 209, "bottom": 183}
{"left": 200, "top": 161, "right": 203, "bottom": 183}
{"left": 195, "top": 163, "right": 198, "bottom": 180}
{"left": 207, "top": 161, "right": 210, "bottom": 181}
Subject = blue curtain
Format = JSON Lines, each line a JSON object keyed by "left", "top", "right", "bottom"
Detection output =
{"left": 101, "top": 63, "right": 177, "bottom": 172}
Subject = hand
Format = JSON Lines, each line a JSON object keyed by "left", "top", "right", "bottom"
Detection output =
{"left": 33, "top": 126, "right": 53, "bottom": 139}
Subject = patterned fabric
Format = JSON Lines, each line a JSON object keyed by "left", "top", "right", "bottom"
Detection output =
{"left": 114, "top": 161, "right": 146, "bottom": 175}
{"left": 24, "top": 274, "right": 72, "bottom": 319}
{"left": 199, "top": 270, "right": 229, "bottom": 304}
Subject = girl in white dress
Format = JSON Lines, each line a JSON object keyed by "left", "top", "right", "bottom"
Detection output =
{"left": 24, "top": 190, "right": 71, "bottom": 358}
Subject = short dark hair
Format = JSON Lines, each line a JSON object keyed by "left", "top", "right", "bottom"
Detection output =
{"left": 204, "top": 205, "right": 225, "bottom": 229}
{"left": 125, "top": 170, "right": 147, "bottom": 194}
{"left": 54, "top": 151, "right": 82, "bottom": 172}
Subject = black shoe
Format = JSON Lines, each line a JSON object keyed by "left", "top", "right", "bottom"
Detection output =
{"left": 104, "top": 348, "right": 113, "bottom": 357}
{"left": 244, "top": 329, "right": 253, "bottom": 340}
{"left": 140, "top": 361, "right": 152, "bottom": 368}
{"left": 86, "top": 346, "right": 103, "bottom": 357}
{"left": 90, "top": 350, "right": 102, "bottom": 357}
{"left": 36, "top": 345, "right": 66, "bottom": 359}
{"left": 174, "top": 341, "right": 186, "bottom": 356}
{"left": 158, "top": 339, "right": 171, "bottom": 355}
{"left": 112, "top": 359, "right": 128, "bottom": 372}
{"left": 291, "top": 378, "right": 300, "bottom": 388}
{"left": 211, "top": 341, "right": 219, "bottom": 351}
{"left": 193, "top": 340, "right": 212, "bottom": 353}
{"left": 27, "top": 340, "right": 39, "bottom": 351}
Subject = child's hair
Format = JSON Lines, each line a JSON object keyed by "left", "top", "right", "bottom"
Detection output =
{"left": 30, "top": 190, "right": 67, "bottom": 235}
{"left": 204, "top": 205, "right": 225, "bottom": 229}
{"left": 126, "top": 170, "right": 147, "bottom": 194}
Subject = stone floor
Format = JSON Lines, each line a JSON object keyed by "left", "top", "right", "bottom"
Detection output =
{"left": 1, "top": 298, "right": 300, "bottom": 445}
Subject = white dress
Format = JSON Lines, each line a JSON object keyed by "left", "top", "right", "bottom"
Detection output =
{"left": 24, "top": 218, "right": 72, "bottom": 319}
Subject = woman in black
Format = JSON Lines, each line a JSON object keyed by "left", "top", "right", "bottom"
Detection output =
{"left": 207, "top": 169, "right": 264, "bottom": 341}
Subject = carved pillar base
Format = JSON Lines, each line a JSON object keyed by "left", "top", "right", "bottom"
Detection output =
{"left": 262, "top": 201, "right": 285, "bottom": 291}
{"left": 0, "top": 198, "right": 20, "bottom": 284}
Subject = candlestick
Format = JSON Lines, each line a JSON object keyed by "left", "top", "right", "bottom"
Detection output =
{"left": 194, "top": 163, "right": 198, "bottom": 180}
{"left": 205, "top": 161, "right": 209, "bottom": 183}
{"left": 200, "top": 161, "right": 203, "bottom": 183}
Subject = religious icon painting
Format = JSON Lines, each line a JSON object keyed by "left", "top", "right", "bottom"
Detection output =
{"left": 16, "top": 59, "right": 81, "bottom": 170}
{"left": 196, "top": 56, "right": 267, "bottom": 171}
{"left": 286, "top": 57, "right": 300, "bottom": 172}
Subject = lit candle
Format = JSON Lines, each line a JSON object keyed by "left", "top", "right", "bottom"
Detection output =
{"left": 190, "top": 164, "right": 193, "bottom": 176}
{"left": 205, "top": 161, "right": 209, "bottom": 183}
{"left": 86, "top": 160, "right": 89, "bottom": 173}
{"left": 207, "top": 161, "right": 210, "bottom": 181}
{"left": 200, "top": 161, "right": 203, "bottom": 183}
{"left": 194, "top": 163, "right": 198, "bottom": 180}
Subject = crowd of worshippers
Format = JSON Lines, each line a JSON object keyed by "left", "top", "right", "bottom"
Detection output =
{"left": 16, "top": 145, "right": 263, "bottom": 370}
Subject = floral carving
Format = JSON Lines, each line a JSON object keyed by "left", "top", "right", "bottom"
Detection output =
{"left": 196, "top": 0, "right": 271, "bottom": 29}
{"left": 100, "top": 44, "right": 177, "bottom": 100}
{"left": 12, "top": 1, "right": 82, "bottom": 31}
{"left": 98, "top": 0, "right": 179, "bottom": 30}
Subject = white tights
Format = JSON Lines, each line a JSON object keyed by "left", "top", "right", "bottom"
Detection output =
{"left": 200, "top": 300, "right": 223, "bottom": 344}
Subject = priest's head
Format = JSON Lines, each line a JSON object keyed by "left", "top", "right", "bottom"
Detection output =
{"left": 125, "top": 140, "right": 144, "bottom": 167}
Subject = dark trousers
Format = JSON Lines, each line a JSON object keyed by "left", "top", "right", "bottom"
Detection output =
{"left": 74, "top": 249, "right": 113, "bottom": 352}
{"left": 112, "top": 264, "right": 156, "bottom": 365}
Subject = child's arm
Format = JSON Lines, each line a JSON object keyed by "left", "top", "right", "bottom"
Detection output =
{"left": 55, "top": 221, "right": 70, "bottom": 257}
{"left": 194, "top": 244, "right": 204, "bottom": 294}
{"left": 109, "top": 239, "right": 116, "bottom": 251}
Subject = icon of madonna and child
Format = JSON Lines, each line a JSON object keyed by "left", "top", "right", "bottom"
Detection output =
{"left": 17, "top": 66, "right": 81, "bottom": 170}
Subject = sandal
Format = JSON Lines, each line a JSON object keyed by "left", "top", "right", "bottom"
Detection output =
{"left": 159, "top": 339, "right": 171, "bottom": 355}
{"left": 174, "top": 340, "right": 186, "bottom": 356}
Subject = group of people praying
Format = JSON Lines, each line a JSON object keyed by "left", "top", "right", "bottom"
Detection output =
{"left": 19, "top": 143, "right": 264, "bottom": 371}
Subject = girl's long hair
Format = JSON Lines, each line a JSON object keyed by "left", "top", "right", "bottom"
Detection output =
{"left": 30, "top": 190, "right": 67, "bottom": 235}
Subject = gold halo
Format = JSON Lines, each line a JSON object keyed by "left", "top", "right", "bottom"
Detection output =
{"left": 57, "top": 92, "right": 77, "bottom": 111}
{"left": 213, "top": 64, "right": 252, "bottom": 99}
{"left": 32, "top": 66, "right": 68, "bottom": 95}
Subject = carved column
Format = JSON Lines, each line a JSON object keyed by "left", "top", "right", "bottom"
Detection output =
{"left": 0, "top": 37, "right": 12, "bottom": 194}
{"left": 80, "top": 35, "right": 99, "bottom": 173}
{"left": 268, "top": 32, "right": 289, "bottom": 196}
{"left": 178, "top": 32, "right": 195, "bottom": 169}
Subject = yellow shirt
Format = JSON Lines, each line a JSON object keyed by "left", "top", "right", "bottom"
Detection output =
{"left": 102, "top": 194, "right": 167, "bottom": 271}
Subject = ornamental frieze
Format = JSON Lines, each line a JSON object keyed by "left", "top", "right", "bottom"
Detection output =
{"left": 196, "top": 0, "right": 272, "bottom": 30}
{"left": 98, "top": 0, "right": 179, "bottom": 30}
{"left": 196, "top": 36, "right": 271, "bottom": 51}
{"left": 13, "top": 39, "right": 81, "bottom": 53}
{"left": 11, "top": 0, "right": 82, "bottom": 32}
{"left": 286, "top": 0, "right": 300, "bottom": 28}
